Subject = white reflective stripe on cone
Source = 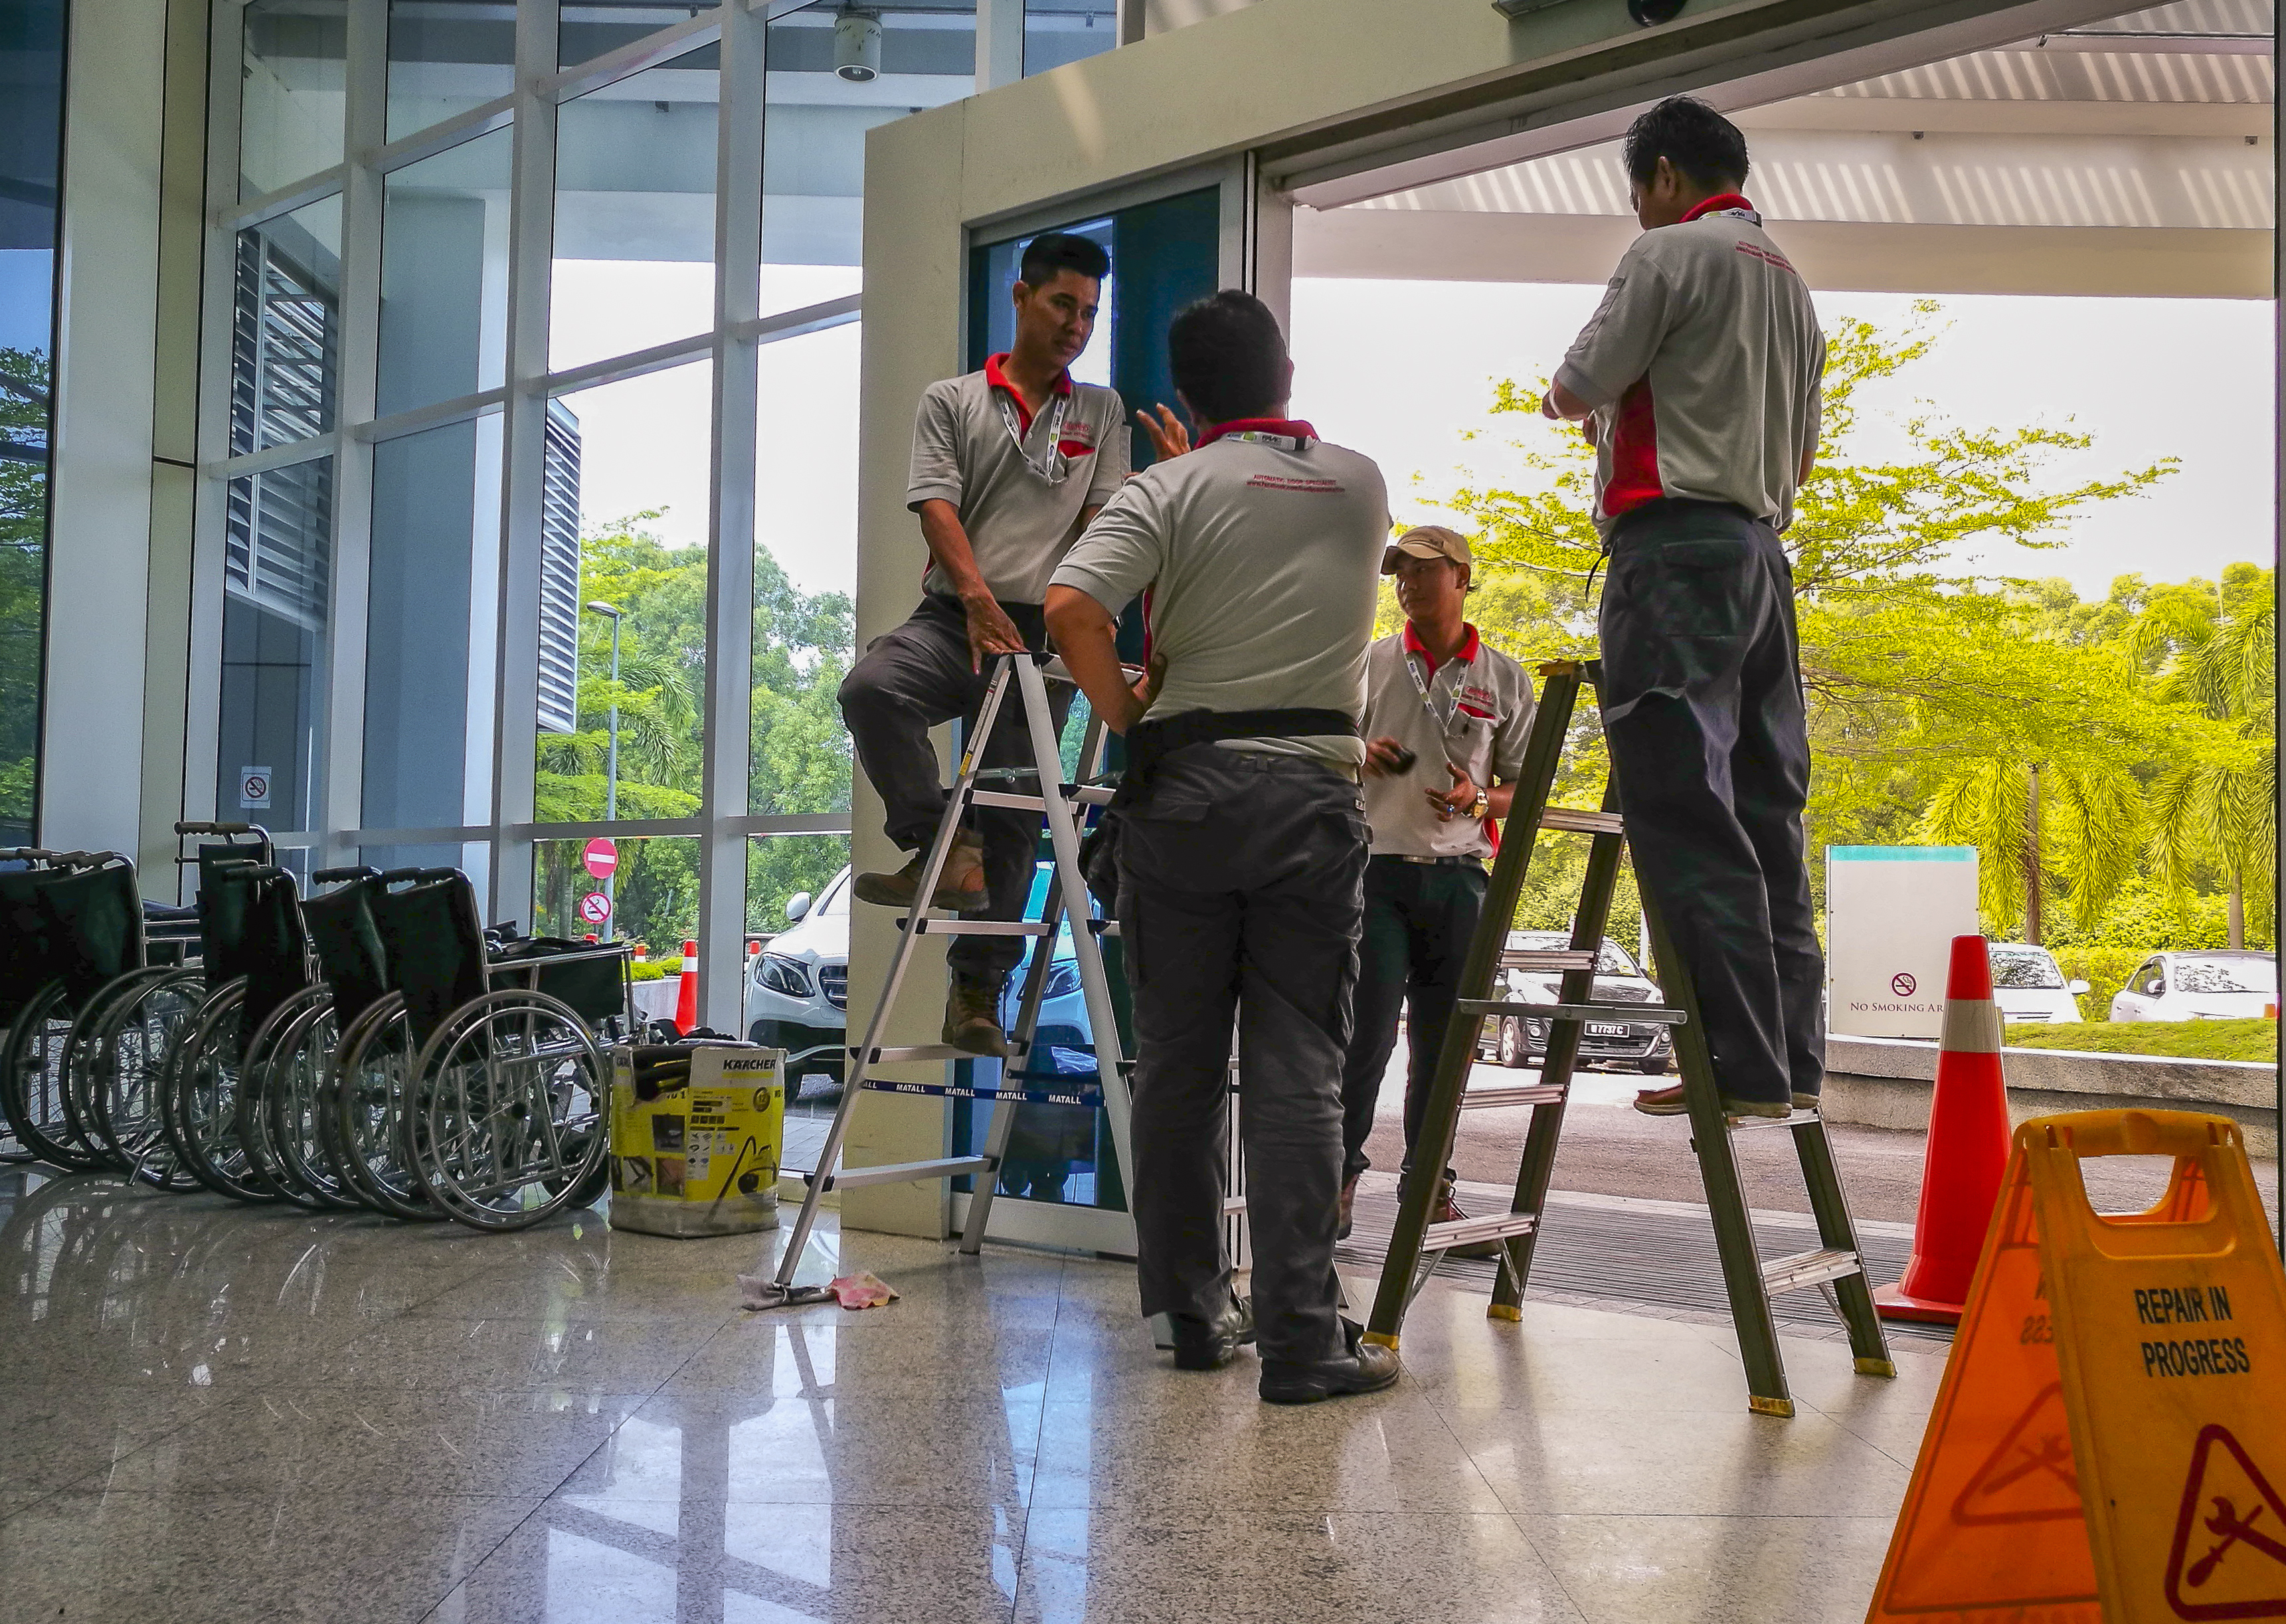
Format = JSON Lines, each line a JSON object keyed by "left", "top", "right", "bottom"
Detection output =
{"left": 1939, "top": 997, "right": 2002, "bottom": 1055}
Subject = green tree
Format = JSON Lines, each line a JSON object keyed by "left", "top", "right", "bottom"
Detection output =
{"left": 531, "top": 517, "right": 854, "bottom": 948}
{"left": 0, "top": 346, "right": 50, "bottom": 840}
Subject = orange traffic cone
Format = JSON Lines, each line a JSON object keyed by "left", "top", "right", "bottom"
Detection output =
{"left": 1874, "top": 935, "right": 2013, "bottom": 1324}
{"left": 673, "top": 937, "right": 699, "bottom": 1035}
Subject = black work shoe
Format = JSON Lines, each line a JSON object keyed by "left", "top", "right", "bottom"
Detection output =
{"left": 942, "top": 974, "right": 1009, "bottom": 1058}
{"left": 1169, "top": 1294, "right": 1255, "bottom": 1371}
{"left": 1259, "top": 1318, "right": 1401, "bottom": 1405}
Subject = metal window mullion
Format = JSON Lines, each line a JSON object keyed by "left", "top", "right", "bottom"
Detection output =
{"left": 697, "top": 0, "right": 765, "bottom": 1028}
{"left": 217, "top": 165, "right": 349, "bottom": 233}
{"left": 318, "top": 0, "right": 389, "bottom": 870}
{"left": 485, "top": 0, "right": 561, "bottom": 923}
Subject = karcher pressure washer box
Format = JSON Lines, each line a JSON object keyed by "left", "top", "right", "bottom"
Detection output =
{"left": 608, "top": 1045, "right": 784, "bottom": 1237}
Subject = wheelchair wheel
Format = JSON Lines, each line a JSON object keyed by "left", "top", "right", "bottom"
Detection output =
{"left": 55, "top": 966, "right": 178, "bottom": 1169}
{"left": 239, "top": 986, "right": 343, "bottom": 1210}
{"left": 165, "top": 982, "right": 282, "bottom": 1204}
{"left": 407, "top": 990, "right": 608, "bottom": 1233}
{"left": 82, "top": 968, "right": 205, "bottom": 1190}
{"left": 0, "top": 985, "right": 106, "bottom": 1171}
{"left": 328, "top": 998, "right": 443, "bottom": 1221}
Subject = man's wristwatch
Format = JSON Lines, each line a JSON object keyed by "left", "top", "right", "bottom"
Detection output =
{"left": 1468, "top": 789, "right": 1490, "bottom": 821}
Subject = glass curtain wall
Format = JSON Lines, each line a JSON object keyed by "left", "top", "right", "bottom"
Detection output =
{"left": 0, "top": 0, "right": 68, "bottom": 843}
{"left": 201, "top": 0, "right": 1093, "bottom": 1016}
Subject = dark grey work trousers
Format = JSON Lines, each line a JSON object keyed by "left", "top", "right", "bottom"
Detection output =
{"left": 1117, "top": 746, "right": 1365, "bottom": 1366}
{"left": 1337, "top": 857, "right": 1486, "bottom": 1187}
{"left": 836, "top": 594, "right": 1072, "bottom": 984}
{"left": 1597, "top": 499, "right": 1824, "bottom": 1108}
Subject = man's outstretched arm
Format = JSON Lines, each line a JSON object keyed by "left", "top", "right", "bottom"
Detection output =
{"left": 1045, "top": 585, "right": 1156, "bottom": 735}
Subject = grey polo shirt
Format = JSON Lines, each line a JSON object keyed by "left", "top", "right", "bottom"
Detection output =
{"left": 1359, "top": 626, "right": 1535, "bottom": 859}
{"left": 906, "top": 355, "right": 1130, "bottom": 606}
{"left": 1048, "top": 420, "right": 1387, "bottom": 771}
{"left": 1554, "top": 197, "right": 1824, "bottom": 537}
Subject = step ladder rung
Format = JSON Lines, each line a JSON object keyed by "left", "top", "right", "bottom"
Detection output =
{"left": 1759, "top": 1247, "right": 1866, "bottom": 1296}
{"left": 968, "top": 784, "right": 1116, "bottom": 810}
{"left": 1458, "top": 1084, "right": 1567, "bottom": 1111}
{"left": 1456, "top": 999, "right": 1684, "bottom": 1026}
{"left": 1222, "top": 1195, "right": 1247, "bottom": 1215}
{"left": 1539, "top": 806, "right": 1623, "bottom": 836}
{"left": 1729, "top": 1107, "right": 1824, "bottom": 1132}
{"left": 899, "top": 918, "right": 1053, "bottom": 937}
{"left": 1497, "top": 949, "right": 1599, "bottom": 972}
{"left": 812, "top": 1154, "right": 994, "bottom": 1192}
{"left": 1423, "top": 1211, "right": 1538, "bottom": 1251}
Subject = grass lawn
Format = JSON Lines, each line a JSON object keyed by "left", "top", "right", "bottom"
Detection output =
{"left": 2004, "top": 1020, "right": 2280, "bottom": 1064}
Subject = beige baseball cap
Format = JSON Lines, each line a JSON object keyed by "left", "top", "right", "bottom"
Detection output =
{"left": 1381, "top": 525, "right": 1473, "bottom": 575}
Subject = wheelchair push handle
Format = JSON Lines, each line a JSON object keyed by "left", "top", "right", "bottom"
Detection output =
{"left": 175, "top": 820, "right": 268, "bottom": 839}
{"left": 312, "top": 865, "right": 382, "bottom": 885}
{"left": 379, "top": 865, "right": 466, "bottom": 885}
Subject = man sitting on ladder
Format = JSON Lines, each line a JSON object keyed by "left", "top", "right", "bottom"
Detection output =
{"left": 1045, "top": 290, "right": 1399, "bottom": 1405}
{"left": 1538, "top": 97, "right": 1826, "bottom": 1121}
{"left": 837, "top": 232, "right": 1130, "bottom": 1058}
{"left": 1338, "top": 525, "right": 1535, "bottom": 1251}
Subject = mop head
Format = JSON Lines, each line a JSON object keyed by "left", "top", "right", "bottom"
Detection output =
{"left": 738, "top": 1271, "right": 900, "bottom": 1311}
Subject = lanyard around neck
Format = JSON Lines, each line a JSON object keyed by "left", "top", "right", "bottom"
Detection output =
{"left": 994, "top": 384, "right": 1071, "bottom": 485}
{"left": 1404, "top": 647, "right": 1462, "bottom": 733}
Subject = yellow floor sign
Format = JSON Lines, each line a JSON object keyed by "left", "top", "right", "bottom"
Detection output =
{"left": 1868, "top": 1110, "right": 2286, "bottom": 1623}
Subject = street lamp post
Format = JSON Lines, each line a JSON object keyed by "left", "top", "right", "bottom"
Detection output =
{"left": 585, "top": 600, "right": 624, "bottom": 919}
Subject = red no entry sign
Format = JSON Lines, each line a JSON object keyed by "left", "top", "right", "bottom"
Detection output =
{"left": 582, "top": 837, "right": 618, "bottom": 879}
{"left": 578, "top": 891, "right": 612, "bottom": 925}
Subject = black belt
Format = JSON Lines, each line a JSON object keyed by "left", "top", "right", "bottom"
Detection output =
{"left": 1373, "top": 853, "right": 1483, "bottom": 867}
{"left": 1110, "top": 706, "right": 1358, "bottom": 809}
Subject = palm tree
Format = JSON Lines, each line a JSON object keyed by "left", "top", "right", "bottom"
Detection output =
{"left": 1919, "top": 758, "right": 2141, "bottom": 943}
{"left": 2143, "top": 594, "right": 2276, "bottom": 948}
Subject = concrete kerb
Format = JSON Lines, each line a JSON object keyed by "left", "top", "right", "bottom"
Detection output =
{"left": 1822, "top": 1034, "right": 2279, "bottom": 1158}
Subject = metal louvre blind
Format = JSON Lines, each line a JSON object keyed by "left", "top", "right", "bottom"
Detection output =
{"left": 537, "top": 399, "right": 584, "bottom": 735}
{"left": 224, "top": 455, "right": 334, "bottom": 632}
{"left": 229, "top": 231, "right": 336, "bottom": 458}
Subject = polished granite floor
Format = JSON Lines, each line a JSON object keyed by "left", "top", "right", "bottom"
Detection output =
{"left": 0, "top": 1168, "right": 1940, "bottom": 1623}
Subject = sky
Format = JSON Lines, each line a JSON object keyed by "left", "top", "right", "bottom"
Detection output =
{"left": 545, "top": 268, "right": 2281, "bottom": 604}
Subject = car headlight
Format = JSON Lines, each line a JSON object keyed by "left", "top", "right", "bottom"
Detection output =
{"left": 757, "top": 954, "right": 812, "bottom": 998}
{"left": 1043, "top": 961, "right": 1082, "bottom": 1000}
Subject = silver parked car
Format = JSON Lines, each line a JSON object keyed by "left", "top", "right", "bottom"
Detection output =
{"left": 747, "top": 867, "right": 853, "bottom": 1097}
{"left": 1476, "top": 931, "right": 1674, "bottom": 1075}
{"left": 1987, "top": 943, "right": 2088, "bottom": 1024}
{"left": 2109, "top": 950, "right": 2277, "bottom": 1022}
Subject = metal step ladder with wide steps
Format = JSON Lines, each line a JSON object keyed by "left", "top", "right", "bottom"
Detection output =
{"left": 1362, "top": 658, "right": 1895, "bottom": 1415}
{"left": 748, "top": 652, "right": 1138, "bottom": 1307}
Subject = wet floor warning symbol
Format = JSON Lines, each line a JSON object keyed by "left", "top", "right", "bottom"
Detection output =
{"left": 1866, "top": 1110, "right": 2286, "bottom": 1624}
{"left": 1953, "top": 1382, "right": 2082, "bottom": 1526}
{"left": 2164, "top": 1425, "right": 2286, "bottom": 1620}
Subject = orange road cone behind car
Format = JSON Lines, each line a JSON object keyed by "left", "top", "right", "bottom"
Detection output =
{"left": 1874, "top": 935, "right": 2013, "bottom": 1324}
{"left": 673, "top": 938, "right": 699, "bottom": 1035}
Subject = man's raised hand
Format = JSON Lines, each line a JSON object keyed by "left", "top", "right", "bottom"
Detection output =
{"left": 1137, "top": 404, "right": 1191, "bottom": 463}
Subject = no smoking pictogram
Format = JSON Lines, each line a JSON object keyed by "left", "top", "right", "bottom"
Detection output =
{"left": 1891, "top": 971, "right": 1917, "bottom": 998}
{"left": 579, "top": 891, "right": 612, "bottom": 925}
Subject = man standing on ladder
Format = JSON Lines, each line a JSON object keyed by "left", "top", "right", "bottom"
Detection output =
{"left": 1045, "top": 290, "right": 1399, "bottom": 1403}
{"left": 1338, "top": 526, "right": 1535, "bottom": 1250}
{"left": 838, "top": 232, "right": 1130, "bottom": 1058}
{"left": 1539, "top": 96, "right": 1826, "bottom": 1121}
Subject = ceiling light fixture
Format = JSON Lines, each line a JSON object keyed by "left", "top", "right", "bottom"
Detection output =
{"left": 834, "top": 9, "right": 883, "bottom": 82}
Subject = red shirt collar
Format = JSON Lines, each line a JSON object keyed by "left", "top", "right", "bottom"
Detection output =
{"left": 1196, "top": 417, "right": 1316, "bottom": 448}
{"left": 1679, "top": 193, "right": 1756, "bottom": 223}
{"left": 983, "top": 352, "right": 1073, "bottom": 436}
{"left": 1403, "top": 621, "right": 1481, "bottom": 674}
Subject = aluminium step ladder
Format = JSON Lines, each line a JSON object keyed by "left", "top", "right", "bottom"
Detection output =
{"left": 1361, "top": 658, "right": 1895, "bottom": 1415}
{"left": 748, "top": 653, "right": 1137, "bottom": 1307}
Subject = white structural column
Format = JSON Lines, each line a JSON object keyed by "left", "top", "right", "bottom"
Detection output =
{"left": 696, "top": 0, "right": 766, "bottom": 1029}
{"left": 485, "top": 0, "right": 564, "bottom": 921}
{"left": 975, "top": 0, "right": 1025, "bottom": 90}
{"left": 319, "top": 0, "right": 390, "bottom": 871}
{"left": 39, "top": 0, "right": 169, "bottom": 856}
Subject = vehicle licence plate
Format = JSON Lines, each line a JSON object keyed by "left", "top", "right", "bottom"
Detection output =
{"left": 1588, "top": 1023, "right": 1628, "bottom": 1038}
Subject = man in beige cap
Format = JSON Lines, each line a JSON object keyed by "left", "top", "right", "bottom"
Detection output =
{"left": 1337, "top": 525, "right": 1536, "bottom": 1246}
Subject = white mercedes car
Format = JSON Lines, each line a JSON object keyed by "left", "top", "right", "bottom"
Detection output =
{"left": 2109, "top": 950, "right": 2277, "bottom": 1022}
{"left": 1986, "top": 943, "right": 2088, "bottom": 1024}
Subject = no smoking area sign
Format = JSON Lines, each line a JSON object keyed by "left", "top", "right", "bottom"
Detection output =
{"left": 579, "top": 891, "right": 612, "bottom": 925}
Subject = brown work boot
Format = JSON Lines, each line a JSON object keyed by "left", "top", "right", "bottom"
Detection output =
{"left": 1337, "top": 1172, "right": 1360, "bottom": 1241}
{"left": 1435, "top": 1175, "right": 1504, "bottom": 1260}
{"left": 853, "top": 830, "right": 987, "bottom": 913}
{"left": 942, "top": 973, "right": 1009, "bottom": 1058}
{"left": 1632, "top": 1082, "right": 1794, "bottom": 1121}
